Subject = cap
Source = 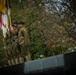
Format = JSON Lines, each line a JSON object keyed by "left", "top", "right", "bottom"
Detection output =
{"left": 13, "top": 21, "right": 18, "bottom": 25}
{"left": 18, "top": 21, "right": 24, "bottom": 24}
{"left": 12, "top": 24, "right": 14, "bottom": 26}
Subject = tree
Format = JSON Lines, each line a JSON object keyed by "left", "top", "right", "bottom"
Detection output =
{"left": 0, "top": 0, "right": 76, "bottom": 60}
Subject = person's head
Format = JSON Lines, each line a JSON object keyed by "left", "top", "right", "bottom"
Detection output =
{"left": 12, "top": 21, "right": 18, "bottom": 27}
{"left": 7, "top": 27, "right": 11, "bottom": 32}
{"left": 11, "top": 24, "right": 14, "bottom": 27}
{"left": 18, "top": 21, "right": 24, "bottom": 28}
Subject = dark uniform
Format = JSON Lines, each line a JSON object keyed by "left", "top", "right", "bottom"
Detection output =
{"left": 18, "top": 21, "right": 31, "bottom": 62}
{"left": 11, "top": 22, "right": 19, "bottom": 57}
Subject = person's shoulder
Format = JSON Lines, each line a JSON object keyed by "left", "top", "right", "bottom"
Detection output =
{"left": 21, "top": 27, "right": 27, "bottom": 32}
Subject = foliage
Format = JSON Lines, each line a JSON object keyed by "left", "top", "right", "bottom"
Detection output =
{"left": 0, "top": 49, "right": 5, "bottom": 60}
{"left": 8, "top": 0, "right": 76, "bottom": 59}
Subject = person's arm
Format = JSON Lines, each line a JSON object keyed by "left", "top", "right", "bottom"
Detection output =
{"left": 22, "top": 28, "right": 29, "bottom": 46}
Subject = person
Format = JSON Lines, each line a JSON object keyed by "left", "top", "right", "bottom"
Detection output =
{"left": 11, "top": 22, "right": 20, "bottom": 64}
{"left": 11, "top": 22, "right": 18, "bottom": 55}
{"left": 3, "top": 27, "right": 12, "bottom": 65}
{"left": 18, "top": 21, "right": 31, "bottom": 62}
